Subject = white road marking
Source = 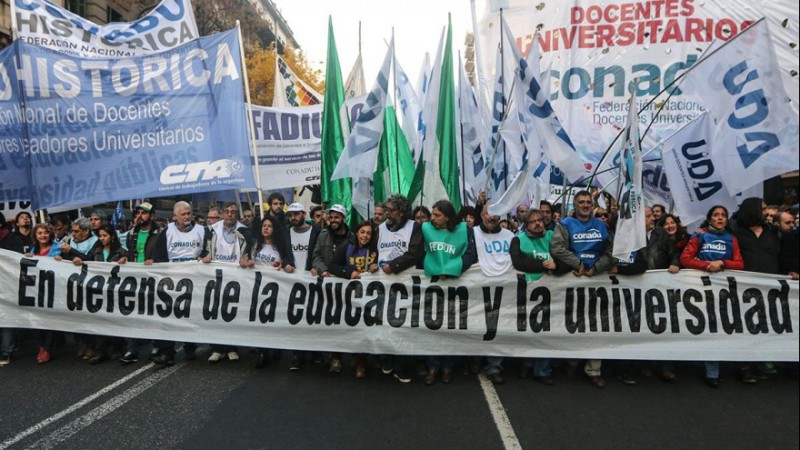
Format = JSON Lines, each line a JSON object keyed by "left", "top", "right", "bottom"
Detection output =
{"left": 478, "top": 374, "right": 523, "bottom": 450}
{"left": 25, "top": 364, "right": 183, "bottom": 450}
{"left": 0, "top": 363, "right": 155, "bottom": 450}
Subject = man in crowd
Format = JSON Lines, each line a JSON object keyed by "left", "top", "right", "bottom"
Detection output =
{"left": 776, "top": 211, "right": 799, "bottom": 279}
{"left": 475, "top": 205, "right": 516, "bottom": 385}
{"left": 285, "top": 202, "right": 321, "bottom": 371}
{"left": 373, "top": 203, "right": 386, "bottom": 226}
{"left": 310, "top": 204, "right": 352, "bottom": 373}
{"left": 206, "top": 207, "right": 222, "bottom": 228}
{"left": 241, "top": 209, "right": 255, "bottom": 228}
{"left": 551, "top": 190, "right": 614, "bottom": 388}
{"left": 13, "top": 212, "right": 33, "bottom": 246}
{"left": 266, "top": 192, "right": 286, "bottom": 224}
{"left": 151, "top": 201, "right": 210, "bottom": 366}
{"left": 377, "top": 194, "right": 425, "bottom": 383}
{"left": 310, "top": 205, "right": 326, "bottom": 227}
{"left": 90, "top": 211, "right": 107, "bottom": 236}
{"left": 651, "top": 204, "right": 665, "bottom": 223}
{"left": 202, "top": 202, "right": 250, "bottom": 363}
{"left": 515, "top": 204, "right": 529, "bottom": 232}
{"left": 510, "top": 209, "right": 557, "bottom": 384}
{"left": 539, "top": 200, "right": 556, "bottom": 231}
{"left": 0, "top": 212, "right": 26, "bottom": 365}
{"left": 119, "top": 202, "right": 161, "bottom": 364}
{"left": 60, "top": 218, "right": 98, "bottom": 262}
{"left": 51, "top": 215, "right": 71, "bottom": 243}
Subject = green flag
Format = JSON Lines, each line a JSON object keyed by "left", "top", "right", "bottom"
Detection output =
{"left": 374, "top": 106, "right": 415, "bottom": 202}
{"left": 437, "top": 14, "right": 461, "bottom": 211}
{"left": 320, "top": 17, "right": 352, "bottom": 211}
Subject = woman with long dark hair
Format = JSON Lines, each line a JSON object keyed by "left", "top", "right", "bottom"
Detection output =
{"left": 25, "top": 223, "right": 61, "bottom": 363}
{"left": 680, "top": 205, "right": 744, "bottom": 387}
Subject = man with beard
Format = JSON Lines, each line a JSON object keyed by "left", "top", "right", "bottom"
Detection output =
{"left": 510, "top": 209, "right": 557, "bottom": 384}
{"left": 376, "top": 194, "right": 425, "bottom": 383}
{"left": 284, "top": 203, "right": 322, "bottom": 370}
{"left": 373, "top": 203, "right": 386, "bottom": 226}
{"left": 266, "top": 192, "right": 286, "bottom": 225}
{"left": 310, "top": 204, "right": 353, "bottom": 373}
{"left": 551, "top": 190, "right": 614, "bottom": 388}
{"left": 475, "top": 205, "right": 516, "bottom": 385}
{"left": 776, "top": 211, "right": 798, "bottom": 280}
{"left": 60, "top": 218, "right": 98, "bottom": 262}
{"left": 539, "top": 201, "right": 556, "bottom": 231}
{"left": 310, "top": 205, "right": 326, "bottom": 227}
{"left": 118, "top": 202, "right": 161, "bottom": 365}
{"left": 151, "top": 201, "right": 210, "bottom": 366}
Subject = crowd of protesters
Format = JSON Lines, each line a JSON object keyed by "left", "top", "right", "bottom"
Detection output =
{"left": 1, "top": 190, "right": 798, "bottom": 389}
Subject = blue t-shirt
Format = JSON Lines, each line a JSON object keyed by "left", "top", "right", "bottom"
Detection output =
{"left": 695, "top": 231, "right": 734, "bottom": 261}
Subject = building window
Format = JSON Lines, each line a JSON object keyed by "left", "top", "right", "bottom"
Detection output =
{"left": 107, "top": 7, "right": 124, "bottom": 23}
{"left": 66, "top": 0, "right": 86, "bottom": 17}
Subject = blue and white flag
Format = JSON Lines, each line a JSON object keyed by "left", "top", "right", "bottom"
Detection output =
{"left": 502, "top": 21, "right": 588, "bottom": 184}
{"left": 394, "top": 57, "right": 422, "bottom": 163}
{"left": 487, "top": 48, "right": 510, "bottom": 200}
{"left": 0, "top": 44, "right": 30, "bottom": 204}
{"left": 331, "top": 38, "right": 393, "bottom": 181}
{"left": 458, "top": 58, "right": 487, "bottom": 206}
{"left": 681, "top": 20, "right": 799, "bottom": 196}
{"left": 612, "top": 91, "right": 647, "bottom": 260}
{"left": 12, "top": 29, "right": 255, "bottom": 210}
{"left": 111, "top": 201, "right": 124, "bottom": 228}
{"left": 661, "top": 112, "right": 738, "bottom": 230}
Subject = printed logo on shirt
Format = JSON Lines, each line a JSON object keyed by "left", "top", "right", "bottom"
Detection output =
{"left": 171, "top": 241, "right": 200, "bottom": 248}
{"left": 572, "top": 229, "right": 603, "bottom": 243}
{"left": 532, "top": 250, "right": 550, "bottom": 260}
{"left": 214, "top": 254, "right": 238, "bottom": 262}
{"left": 482, "top": 240, "right": 510, "bottom": 254}
{"left": 428, "top": 242, "right": 456, "bottom": 254}
{"left": 380, "top": 240, "right": 408, "bottom": 251}
{"left": 701, "top": 240, "right": 728, "bottom": 254}
{"left": 292, "top": 243, "right": 309, "bottom": 252}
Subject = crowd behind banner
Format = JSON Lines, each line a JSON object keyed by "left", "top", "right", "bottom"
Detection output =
{"left": 1, "top": 189, "right": 797, "bottom": 388}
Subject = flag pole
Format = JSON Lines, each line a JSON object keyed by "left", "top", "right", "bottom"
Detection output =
{"left": 236, "top": 21, "right": 266, "bottom": 219}
{"left": 458, "top": 51, "right": 468, "bottom": 205}
{"left": 499, "top": 8, "right": 509, "bottom": 195}
{"left": 391, "top": 28, "right": 401, "bottom": 194}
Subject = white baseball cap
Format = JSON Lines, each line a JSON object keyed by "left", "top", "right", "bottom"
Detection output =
{"left": 328, "top": 204, "right": 347, "bottom": 217}
{"left": 287, "top": 203, "right": 305, "bottom": 213}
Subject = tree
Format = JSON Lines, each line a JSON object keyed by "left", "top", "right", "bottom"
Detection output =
{"left": 245, "top": 44, "right": 325, "bottom": 107}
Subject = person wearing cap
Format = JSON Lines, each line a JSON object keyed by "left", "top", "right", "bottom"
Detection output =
{"left": 117, "top": 201, "right": 162, "bottom": 365}
{"left": 0, "top": 212, "right": 26, "bottom": 366}
{"left": 286, "top": 202, "right": 320, "bottom": 272}
{"left": 310, "top": 204, "right": 352, "bottom": 373}
{"left": 89, "top": 210, "right": 108, "bottom": 236}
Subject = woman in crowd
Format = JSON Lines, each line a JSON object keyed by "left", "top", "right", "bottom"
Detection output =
{"left": 413, "top": 206, "right": 431, "bottom": 224}
{"left": 648, "top": 213, "right": 688, "bottom": 274}
{"left": 680, "top": 205, "right": 744, "bottom": 387}
{"left": 459, "top": 206, "right": 478, "bottom": 228}
{"left": 240, "top": 215, "right": 295, "bottom": 368}
{"left": 329, "top": 220, "right": 378, "bottom": 378}
{"left": 25, "top": 223, "right": 61, "bottom": 363}
{"left": 72, "top": 224, "right": 127, "bottom": 364}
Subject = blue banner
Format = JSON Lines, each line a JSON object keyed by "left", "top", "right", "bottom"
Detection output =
{"left": 0, "top": 44, "right": 31, "bottom": 204}
{"left": 3, "top": 29, "right": 255, "bottom": 210}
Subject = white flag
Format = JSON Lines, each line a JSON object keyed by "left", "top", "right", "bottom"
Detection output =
{"left": 502, "top": 21, "right": 588, "bottom": 184}
{"left": 612, "top": 92, "right": 647, "bottom": 260}
{"left": 395, "top": 57, "right": 423, "bottom": 162}
{"left": 331, "top": 39, "right": 393, "bottom": 181}
{"left": 416, "top": 28, "right": 448, "bottom": 207}
{"left": 344, "top": 53, "right": 366, "bottom": 99}
{"left": 661, "top": 112, "right": 738, "bottom": 230}
{"left": 458, "top": 58, "right": 488, "bottom": 205}
{"left": 681, "top": 20, "right": 799, "bottom": 195}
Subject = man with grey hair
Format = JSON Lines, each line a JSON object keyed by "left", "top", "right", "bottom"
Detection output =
{"left": 59, "top": 217, "right": 98, "bottom": 262}
{"left": 151, "top": 201, "right": 210, "bottom": 366}
{"left": 206, "top": 207, "right": 222, "bottom": 227}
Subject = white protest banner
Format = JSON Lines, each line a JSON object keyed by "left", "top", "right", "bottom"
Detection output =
{"left": 1, "top": 249, "right": 797, "bottom": 361}
{"left": 12, "top": 0, "right": 199, "bottom": 58}
{"left": 251, "top": 97, "right": 366, "bottom": 190}
{"left": 662, "top": 112, "right": 738, "bottom": 228}
{"left": 8, "top": 29, "right": 255, "bottom": 211}
{"left": 475, "top": 0, "right": 799, "bottom": 171}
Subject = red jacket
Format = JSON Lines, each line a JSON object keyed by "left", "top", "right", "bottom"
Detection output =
{"left": 680, "top": 230, "right": 745, "bottom": 271}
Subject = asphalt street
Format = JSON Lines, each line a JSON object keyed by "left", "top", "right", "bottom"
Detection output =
{"left": 1, "top": 335, "right": 798, "bottom": 450}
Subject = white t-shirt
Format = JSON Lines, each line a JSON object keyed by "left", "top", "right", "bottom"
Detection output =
{"left": 165, "top": 223, "right": 205, "bottom": 262}
{"left": 473, "top": 226, "right": 514, "bottom": 276}
{"left": 213, "top": 227, "right": 241, "bottom": 263}
{"left": 253, "top": 244, "right": 282, "bottom": 267}
{"left": 377, "top": 220, "right": 415, "bottom": 267}
{"left": 290, "top": 226, "right": 313, "bottom": 270}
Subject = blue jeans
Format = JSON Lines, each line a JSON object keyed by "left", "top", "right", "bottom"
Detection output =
{"left": 1, "top": 328, "right": 14, "bottom": 356}
{"left": 485, "top": 357, "right": 503, "bottom": 375}
{"left": 522, "top": 358, "right": 552, "bottom": 377}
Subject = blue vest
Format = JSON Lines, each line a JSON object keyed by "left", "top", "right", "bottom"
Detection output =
{"left": 695, "top": 231, "right": 734, "bottom": 261}
{"left": 561, "top": 216, "right": 608, "bottom": 268}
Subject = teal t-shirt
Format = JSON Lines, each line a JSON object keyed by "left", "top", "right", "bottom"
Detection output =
{"left": 517, "top": 230, "right": 553, "bottom": 281}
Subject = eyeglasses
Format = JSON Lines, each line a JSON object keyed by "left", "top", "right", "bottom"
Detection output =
{"left": 207, "top": 216, "right": 221, "bottom": 220}
{"left": 595, "top": 213, "right": 609, "bottom": 218}
{"left": 384, "top": 206, "right": 398, "bottom": 213}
